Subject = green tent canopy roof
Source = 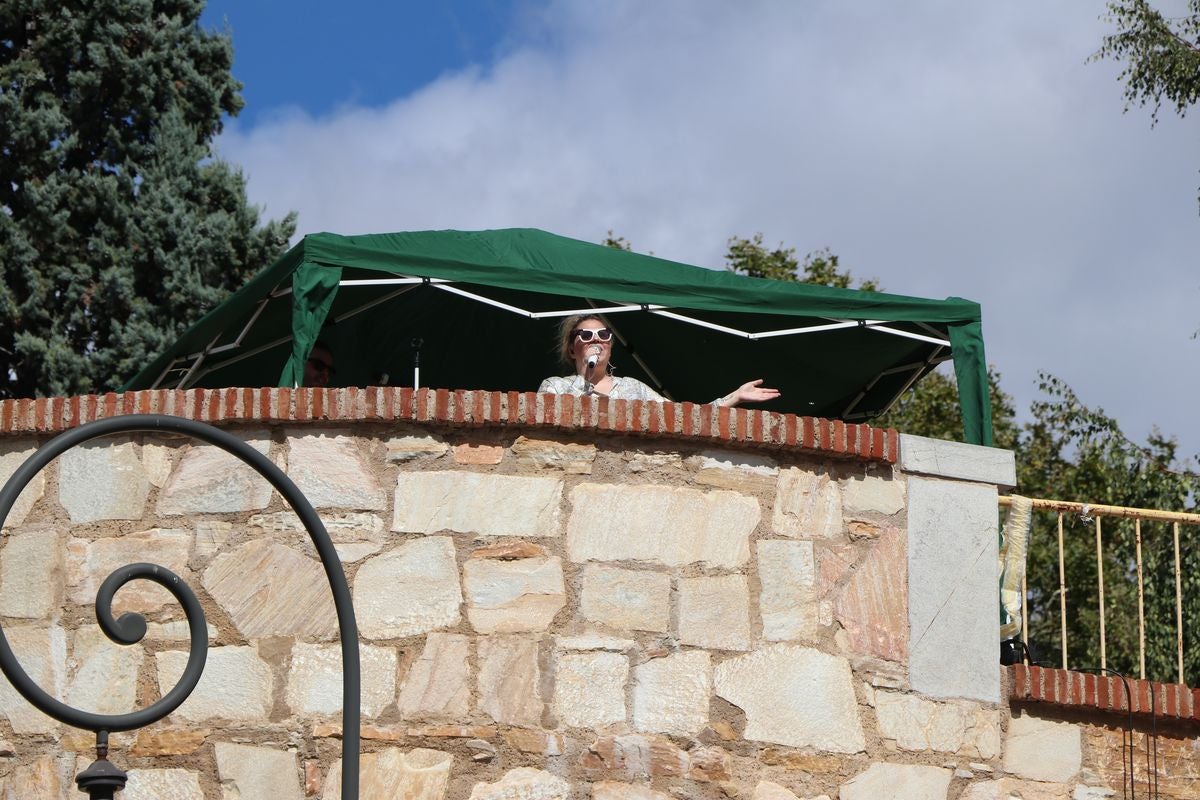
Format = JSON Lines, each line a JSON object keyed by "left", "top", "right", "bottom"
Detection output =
{"left": 124, "top": 228, "right": 994, "bottom": 444}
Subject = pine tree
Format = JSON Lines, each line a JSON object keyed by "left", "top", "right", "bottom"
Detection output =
{"left": 0, "top": 0, "right": 295, "bottom": 397}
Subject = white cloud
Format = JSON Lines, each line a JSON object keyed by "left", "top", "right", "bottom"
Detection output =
{"left": 217, "top": 0, "right": 1200, "bottom": 460}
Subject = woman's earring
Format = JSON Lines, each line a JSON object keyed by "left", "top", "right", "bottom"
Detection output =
{"left": 606, "top": 362, "right": 615, "bottom": 376}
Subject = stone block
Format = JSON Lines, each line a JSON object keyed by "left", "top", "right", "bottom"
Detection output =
{"left": 286, "top": 429, "right": 387, "bottom": 510}
{"left": 468, "top": 767, "right": 571, "bottom": 799}
{"left": 141, "top": 442, "right": 174, "bottom": 488}
{"left": 773, "top": 468, "right": 842, "bottom": 538}
{"left": 464, "top": 555, "right": 566, "bottom": 633}
{"left": 66, "top": 528, "right": 192, "bottom": 614}
{"left": 398, "top": 632, "right": 471, "bottom": 720}
{"left": 202, "top": 540, "right": 338, "bottom": 639}
{"left": 583, "top": 733, "right": 688, "bottom": 777}
{"left": 0, "top": 754, "right": 70, "bottom": 797}
{"left": 156, "top": 431, "right": 273, "bottom": 514}
{"left": 691, "top": 449, "right": 779, "bottom": 492}
{"left": 840, "top": 470, "right": 904, "bottom": 515}
{"left": 66, "top": 627, "right": 142, "bottom": 715}
{"left": 960, "top": 779, "right": 1073, "bottom": 800}
{"left": 214, "top": 742, "right": 302, "bottom": 800}
{"left": 580, "top": 565, "right": 671, "bottom": 633}
{"left": 143, "top": 620, "right": 217, "bottom": 642}
{"left": 567, "top": 484, "right": 756, "bottom": 568}
{"left": 249, "top": 510, "right": 387, "bottom": 541}
{"left": 874, "top": 692, "right": 978, "bottom": 753}
{"left": 907, "top": 477, "right": 999, "bottom": 702}
{"left": 839, "top": 763, "right": 952, "bottom": 800}
{"left": 757, "top": 539, "right": 817, "bottom": 641}
{"left": 557, "top": 634, "right": 635, "bottom": 651}
{"left": 286, "top": 642, "right": 396, "bottom": 718}
{"left": 899, "top": 434, "right": 1017, "bottom": 487}
{"left": 470, "top": 540, "right": 547, "bottom": 560}
{"left": 594, "top": 782, "right": 672, "bottom": 800}
{"left": 554, "top": 650, "right": 628, "bottom": 728}
{"left": 512, "top": 435, "right": 596, "bottom": 473}
{"left": 453, "top": 442, "right": 505, "bottom": 464}
{"left": 632, "top": 651, "right": 711, "bottom": 736}
{"left": 322, "top": 747, "right": 452, "bottom": 800}
{"left": 124, "top": 768, "right": 204, "bottom": 800}
{"left": 355, "top": 536, "right": 462, "bottom": 639}
{"left": 0, "top": 440, "right": 44, "bottom": 528}
{"left": 753, "top": 782, "right": 803, "bottom": 800}
{"left": 713, "top": 644, "right": 864, "bottom": 753}
{"left": 966, "top": 707, "right": 1002, "bottom": 760}
{"left": 678, "top": 574, "right": 751, "bottom": 651}
{"left": 192, "top": 519, "right": 234, "bottom": 561}
{"left": 156, "top": 646, "right": 272, "bottom": 723}
{"left": 0, "top": 525, "right": 62, "bottom": 618}
{"left": 477, "top": 635, "right": 542, "bottom": 727}
{"left": 59, "top": 437, "right": 150, "bottom": 522}
{"left": 625, "top": 451, "right": 683, "bottom": 472}
{"left": 386, "top": 432, "right": 449, "bottom": 461}
{"left": 0, "top": 625, "right": 65, "bottom": 734}
{"left": 1003, "top": 712, "right": 1082, "bottom": 783}
{"left": 504, "top": 728, "right": 566, "bottom": 755}
{"left": 130, "top": 729, "right": 209, "bottom": 756}
{"left": 833, "top": 525, "right": 907, "bottom": 661}
{"left": 394, "top": 471, "right": 562, "bottom": 536}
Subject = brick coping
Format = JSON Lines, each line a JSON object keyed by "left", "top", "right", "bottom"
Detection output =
{"left": 0, "top": 387, "right": 898, "bottom": 463}
{"left": 1008, "top": 664, "right": 1200, "bottom": 722}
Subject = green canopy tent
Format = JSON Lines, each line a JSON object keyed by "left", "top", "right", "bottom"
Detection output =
{"left": 123, "top": 228, "right": 994, "bottom": 445}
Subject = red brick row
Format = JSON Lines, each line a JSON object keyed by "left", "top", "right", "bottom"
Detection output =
{"left": 0, "top": 388, "right": 898, "bottom": 463}
{"left": 1008, "top": 664, "right": 1199, "bottom": 720}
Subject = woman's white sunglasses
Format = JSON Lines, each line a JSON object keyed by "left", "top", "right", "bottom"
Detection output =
{"left": 573, "top": 328, "right": 613, "bottom": 343}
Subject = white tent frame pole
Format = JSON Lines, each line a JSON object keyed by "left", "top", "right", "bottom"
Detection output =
{"left": 174, "top": 332, "right": 222, "bottom": 389}
{"left": 185, "top": 334, "right": 294, "bottom": 388}
{"left": 865, "top": 324, "right": 950, "bottom": 347}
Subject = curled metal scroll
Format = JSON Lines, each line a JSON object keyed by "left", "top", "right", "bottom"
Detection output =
{"left": 0, "top": 415, "right": 361, "bottom": 799}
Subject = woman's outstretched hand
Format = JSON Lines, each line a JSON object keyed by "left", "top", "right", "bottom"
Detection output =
{"left": 723, "top": 379, "right": 781, "bottom": 408}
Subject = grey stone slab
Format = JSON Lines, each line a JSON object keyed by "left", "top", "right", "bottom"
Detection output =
{"left": 907, "top": 477, "right": 1000, "bottom": 702}
{"left": 59, "top": 438, "right": 149, "bottom": 522}
{"left": 899, "top": 434, "right": 1016, "bottom": 488}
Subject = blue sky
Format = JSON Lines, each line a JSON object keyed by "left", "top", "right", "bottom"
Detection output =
{"left": 197, "top": 2, "right": 1200, "bottom": 461}
{"left": 200, "top": 1, "right": 519, "bottom": 126}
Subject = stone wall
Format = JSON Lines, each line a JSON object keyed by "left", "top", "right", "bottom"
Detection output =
{"left": 0, "top": 387, "right": 1178, "bottom": 799}
{"left": 1004, "top": 664, "right": 1200, "bottom": 798}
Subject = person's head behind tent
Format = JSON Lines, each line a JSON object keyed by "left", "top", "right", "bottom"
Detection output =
{"left": 303, "top": 340, "right": 335, "bottom": 388}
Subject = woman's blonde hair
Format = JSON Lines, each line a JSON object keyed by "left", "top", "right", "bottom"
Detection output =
{"left": 557, "top": 314, "right": 605, "bottom": 367}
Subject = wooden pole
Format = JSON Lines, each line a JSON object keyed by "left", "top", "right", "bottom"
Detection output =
{"left": 1057, "top": 512, "right": 1068, "bottom": 670}
{"left": 1175, "top": 521, "right": 1185, "bottom": 684}
{"left": 1135, "top": 518, "right": 1145, "bottom": 680}
{"left": 1096, "top": 517, "right": 1106, "bottom": 671}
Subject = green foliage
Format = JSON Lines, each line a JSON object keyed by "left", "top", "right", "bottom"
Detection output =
{"left": 1095, "top": 0, "right": 1200, "bottom": 122}
{"left": 875, "top": 367, "right": 1020, "bottom": 452}
{"left": 1015, "top": 374, "right": 1200, "bottom": 683}
{"left": 725, "top": 233, "right": 880, "bottom": 290}
{"left": 0, "top": 0, "right": 296, "bottom": 398}
{"left": 601, "top": 230, "right": 632, "bottom": 251}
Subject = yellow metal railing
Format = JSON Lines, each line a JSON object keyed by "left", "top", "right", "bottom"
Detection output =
{"left": 1000, "top": 496, "right": 1200, "bottom": 684}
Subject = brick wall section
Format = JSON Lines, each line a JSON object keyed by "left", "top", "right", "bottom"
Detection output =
{"left": 1008, "top": 664, "right": 1199, "bottom": 721}
{"left": 0, "top": 387, "right": 899, "bottom": 462}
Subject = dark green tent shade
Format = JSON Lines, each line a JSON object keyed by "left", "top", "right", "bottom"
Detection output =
{"left": 124, "top": 228, "right": 994, "bottom": 445}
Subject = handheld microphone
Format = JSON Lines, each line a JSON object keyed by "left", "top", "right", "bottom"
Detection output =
{"left": 585, "top": 344, "right": 600, "bottom": 372}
